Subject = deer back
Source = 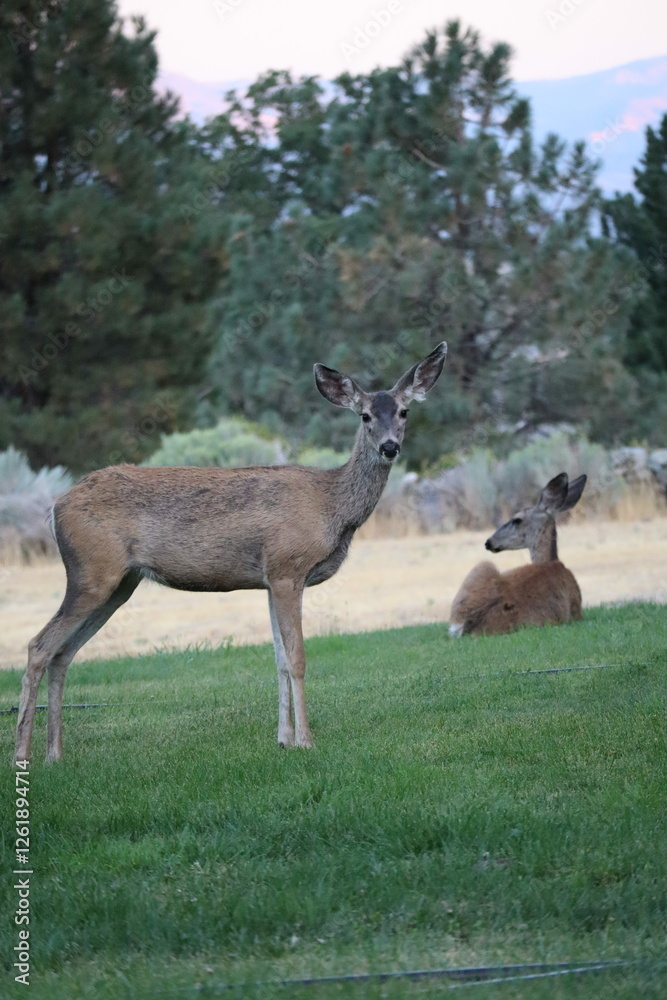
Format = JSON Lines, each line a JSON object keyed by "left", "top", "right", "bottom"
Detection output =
{"left": 54, "top": 463, "right": 343, "bottom": 593}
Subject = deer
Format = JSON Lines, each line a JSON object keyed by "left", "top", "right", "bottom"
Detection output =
{"left": 14, "top": 342, "right": 447, "bottom": 762}
{"left": 448, "top": 472, "right": 587, "bottom": 637}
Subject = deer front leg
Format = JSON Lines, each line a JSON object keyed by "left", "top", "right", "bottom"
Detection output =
{"left": 268, "top": 591, "right": 295, "bottom": 747}
{"left": 268, "top": 580, "right": 313, "bottom": 749}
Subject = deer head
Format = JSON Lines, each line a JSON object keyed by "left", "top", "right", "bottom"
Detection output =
{"left": 313, "top": 342, "right": 447, "bottom": 463}
{"left": 485, "top": 472, "right": 587, "bottom": 559}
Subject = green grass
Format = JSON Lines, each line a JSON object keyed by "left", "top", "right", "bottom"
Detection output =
{"left": 1, "top": 603, "right": 666, "bottom": 998}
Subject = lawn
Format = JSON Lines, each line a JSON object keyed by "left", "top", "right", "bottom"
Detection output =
{"left": 1, "top": 603, "right": 665, "bottom": 998}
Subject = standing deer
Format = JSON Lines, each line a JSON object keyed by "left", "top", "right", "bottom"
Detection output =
{"left": 448, "top": 472, "right": 587, "bottom": 637}
{"left": 15, "top": 342, "right": 447, "bottom": 762}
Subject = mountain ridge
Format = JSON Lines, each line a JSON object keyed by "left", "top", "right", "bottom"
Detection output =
{"left": 157, "top": 55, "right": 667, "bottom": 194}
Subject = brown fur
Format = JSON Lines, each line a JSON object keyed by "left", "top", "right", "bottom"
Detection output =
{"left": 450, "top": 560, "right": 582, "bottom": 636}
{"left": 15, "top": 343, "right": 447, "bottom": 762}
{"left": 449, "top": 472, "right": 586, "bottom": 638}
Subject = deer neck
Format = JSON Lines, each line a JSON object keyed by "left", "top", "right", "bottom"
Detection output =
{"left": 529, "top": 519, "right": 558, "bottom": 563}
{"left": 330, "top": 426, "right": 392, "bottom": 531}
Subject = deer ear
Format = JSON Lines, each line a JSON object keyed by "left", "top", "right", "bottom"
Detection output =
{"left": 313, "top": 364, "right": 367, "bottom": 414}
{"left": 537, "top": 473, "right": 569, "bottom": 512}
{"left": 559, "top": 474, "right": 587, "bottom": 513}
{"left": 391, "top": 341, "right": 447, "bottom": 403}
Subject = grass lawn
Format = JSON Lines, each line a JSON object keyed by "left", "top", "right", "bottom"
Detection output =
{"left": 1, "top": 602, "right": 665, "bottom": 998}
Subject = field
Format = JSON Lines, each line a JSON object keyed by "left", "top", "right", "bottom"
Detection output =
{"left": 2, "top": 517, "right": 667, "bottom": 669}
{"left": 1, "top": 602, "right": 665, "bottom": 998}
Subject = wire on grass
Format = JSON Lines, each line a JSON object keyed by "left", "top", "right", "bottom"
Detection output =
{"left": 0, "top": 662, "right": 662, "bottom": 715}
{"left": 0, "top": 699, "right": 178, "bottom": 715}
{"left": 152, "top": 958, "right": 639, "bottom": 994}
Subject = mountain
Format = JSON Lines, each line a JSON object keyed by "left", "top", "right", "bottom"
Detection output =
{"left": 519, "top": 56, "right": 667, "bottom": 194}
{"left": 158, "top": 72, "right": 249, "bottom": 122}
{"left": 157, "top": 55, "right": 667, "bottom": 194}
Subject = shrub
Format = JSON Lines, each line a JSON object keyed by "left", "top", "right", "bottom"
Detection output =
{"left": 374, "top": 433, "right": 650, "bottom": 535}
{"left": 148, "top": 429, "right": 362, "bottom": 472}
{"left": 496, "top": 433, "right": 618, "bottom": 518}
{"left": 0, "top": 447, "right": 73, "bottom": 562}
{"left": 144, "top": 418, "right": 287, "bottom": 468}
{"left": 296, "top": 447, "right": 349, "bottom": 469}
{"left": 457, "top": 449, "right": 499, "bottom": 526}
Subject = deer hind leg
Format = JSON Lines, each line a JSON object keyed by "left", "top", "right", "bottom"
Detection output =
{"left": 268, "top": 580, "right": 312, "bottom": 749}
{"left": 44, "top": 571, "right": 141, "bottom": 762}
{"left": 268, "top": 591, "right": 295, "bottom": 747}
{"left": 15, "top": 570, "right": 140, "bottom": 763}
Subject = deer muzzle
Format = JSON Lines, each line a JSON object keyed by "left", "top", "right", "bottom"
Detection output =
{"left": 379, "top": 440, "right": 400, "bottom": 461}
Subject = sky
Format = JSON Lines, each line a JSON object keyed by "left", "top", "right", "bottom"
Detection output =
{"left": 116, "top": 0, "right": 667, "bottom": 84}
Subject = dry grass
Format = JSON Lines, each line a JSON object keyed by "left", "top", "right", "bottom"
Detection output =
{"left": 609, "top": 482, "right": 667, "bottom": 521}
{"left": 1, "top": 517, "right": 666, "bottom": 671}
{"left": 357, "top": 480, "right": 667, "bottom": 539}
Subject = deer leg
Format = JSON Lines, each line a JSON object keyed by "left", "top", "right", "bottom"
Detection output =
{"left": 269, "top": 580, "right": 312, "bottom": 749}
{"left": 15, "top": 572, "right": 139, "bottom": 763}
{"left": 268, "top": 591, "right": 295, "bottom": 747}
{"left": 45, "top": 572, "right": 141, "bottom": 762}
{"left": 14, "top": 643, "right": 49, "bottom": 764}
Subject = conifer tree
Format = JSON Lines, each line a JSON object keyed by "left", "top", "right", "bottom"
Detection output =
{"left": 0, "top": 0, "right": 226, "bottom": 471}
{"left": 603, "top": 114, "right": 667, "bottom": 372}
{"left": 208, "top": 22, "right": 641, "bottom": 461}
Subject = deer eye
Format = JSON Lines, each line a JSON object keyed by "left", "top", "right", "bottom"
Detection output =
{"left": 399, "top": 409, "right": 408, "bottom": 419}
{"left": 510, "top": 518, "right": 522, "bottom": 526}
{"left": 362, "top": 413, "right": 371, "bottom": 423}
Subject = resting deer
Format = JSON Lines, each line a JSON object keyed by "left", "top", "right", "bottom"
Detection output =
{"left": 449, "top": 472, "right": 587, "bottom": 637}
{"left": 15, "top": 342, "right": 447, "bottom": 762}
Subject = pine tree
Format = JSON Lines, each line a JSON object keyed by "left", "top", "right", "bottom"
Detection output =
{"left": 207, "top": 22, "right": 641, "bottom": 462}
{"left": 603, "top": 114, "right": 667, "bottom": 372}
{"left": 0, "top": 0, "right": 227, "bottom": 471}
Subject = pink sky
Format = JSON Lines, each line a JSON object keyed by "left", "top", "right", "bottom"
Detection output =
{"left": 117, "top": 0, "right": 667, "bottom": 84}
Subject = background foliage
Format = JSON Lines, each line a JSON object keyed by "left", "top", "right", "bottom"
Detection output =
{"left": 1, "top": 2, "right": 666, "bottom": 476}
{"left": 0, "top": 445, "right": 71, "bottom": 558}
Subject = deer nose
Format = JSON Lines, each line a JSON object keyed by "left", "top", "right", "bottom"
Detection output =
{"left": 380, "top": 440, "right": 400, "bottom": 461}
